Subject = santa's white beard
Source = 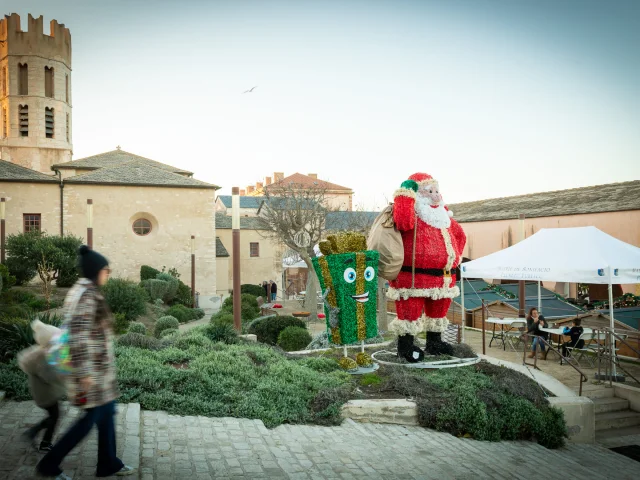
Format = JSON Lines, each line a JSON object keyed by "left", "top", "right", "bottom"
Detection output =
{"left": 416, "top": 197, "right": 451, "bottom": 229}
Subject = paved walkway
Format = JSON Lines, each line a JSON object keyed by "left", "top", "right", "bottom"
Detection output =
{"left": 0, "top": 400, "right": 638, "bottom": 480}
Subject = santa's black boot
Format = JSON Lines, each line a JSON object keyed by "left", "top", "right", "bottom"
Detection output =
{"left": 425, "top": 331, "right": 454, "bottom": 356}
{"left": 397, "top": 334, "right": 424, "bottom": 363}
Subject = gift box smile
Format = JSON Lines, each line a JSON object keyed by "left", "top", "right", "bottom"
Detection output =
{"left": 351, "top": 292, "right": 369, "bottom": 303}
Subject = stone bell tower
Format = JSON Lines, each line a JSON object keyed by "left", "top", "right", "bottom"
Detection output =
{"left": 0, "top": 13, "right": 72, "bottom": 174}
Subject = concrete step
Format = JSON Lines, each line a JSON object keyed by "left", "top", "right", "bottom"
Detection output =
{"left": 596, "top": 425, "right": 640, "bottom": 448}
{"left": 592, "top": 397, "right": 630, "bottom": 414}
{"left": 584, "top": 386, "right": 615, "bottom": 399}
{"left": 596, "top": 410, "right": 640, "bottom": 431}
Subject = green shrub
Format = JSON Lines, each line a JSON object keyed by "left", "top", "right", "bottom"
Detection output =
{"left": 114, "top": 313, "right": 130, "bottom": 334}
{"left": 0, "top": 360, "right": 30, "bottom": 400}
{"left": 0, "top": 313, "right": 64, "bottom": 361}
{"left": 295, "top": 357, "right": 341, "bottom": 374}
{"left": 116, "top": 332, "right": 162, "bottom": 350}
{"left": 202, "top": 323, "right": 238, "bottom": 344}
{"left": 165, "top": 304, "right": 202, "bottom": 323}
{"left": 156, "top": 273, "right": 179, "bottom": 303}
{"left": 251, "top": 315, "right": 306, "bottom": 345}
{"left": 240, "top": 284, "right": 266, "bottom": 298}
{"left": 0, "top": 264, "right": 16, "bottom": 292}
{"left": 5, "top": 232, "right": 82, "bottom": 288}
{"left": 155, "top": 316, "right": 180, "bottom": 338}
{"left": 277, "top": 326, "right": 312, "bottom": 352}
{"left": 114, "top": 341, "right": 351, "bottom": 428}
{"left": 210, "top": 312, "right": 234, "bottom": 328}
{"left": 174, "top": 281, "right": 193, "bottom": 307}
{"left": 160, "top": 328, "right": 179, "bottom": 338}
{"left": 128, "top": 322, "right": 147, "bottom": 335}
{"left": 221, "top": 294, "right": 260, "bottom": 323}
{"left": 140, "top": 265, "right": 161, "bottom": 281}
{"left": 141, "top": 279, "right": 170, "bottom": 303}
{"left": 102, "top": 278, "right": 147, "bottom": 321}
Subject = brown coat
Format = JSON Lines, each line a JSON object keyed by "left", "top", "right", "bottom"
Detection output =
{"left": 64, "top": 279, "right": 119, "bottom": 409}
{"left": 17, "top": 345, "right": 66, "bottom": 408}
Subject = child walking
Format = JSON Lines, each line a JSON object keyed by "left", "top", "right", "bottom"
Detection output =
{"left": 17, "top": 320, "right": 66, "bottom": 452}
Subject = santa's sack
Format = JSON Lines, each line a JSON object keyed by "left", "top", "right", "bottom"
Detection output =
{"left": 46, "top": 325, "right": 73, "bottom": 376}
{"left": 366, "top": 204, "right": 404, "bottom": 281}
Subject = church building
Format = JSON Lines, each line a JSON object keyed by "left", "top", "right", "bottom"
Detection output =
{"left": 0, "top": 14, "right": 219, "bottom": 308}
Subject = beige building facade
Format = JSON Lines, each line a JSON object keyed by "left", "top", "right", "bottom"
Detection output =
{"left": 0, "top": 14, "right": 73, "bottom": 173}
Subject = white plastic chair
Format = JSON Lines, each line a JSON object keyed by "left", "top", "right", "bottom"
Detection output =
{"left": 505, "top": 320, "right": 527, "bottom": 353}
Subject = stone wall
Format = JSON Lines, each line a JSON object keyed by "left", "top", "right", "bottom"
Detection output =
{"left": 0, "top": 181, "right": 60, "bottom": 235}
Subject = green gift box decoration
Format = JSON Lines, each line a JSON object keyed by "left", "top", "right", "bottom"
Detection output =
{"left": 312, "top": 233, "right": 379, "bottom": 345}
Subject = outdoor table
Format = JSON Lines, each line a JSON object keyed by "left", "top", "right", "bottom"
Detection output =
{"left": 260, "top": 303, "right": 278, "bottom": 317}
{"left": 486, "top": 318, "right": 524, "bottom": 350}
{"left": 539, "top": 327, "right": 593, "bottom": 363}
{"left": 292, "top": 311, "right": 311, "bottom": 324}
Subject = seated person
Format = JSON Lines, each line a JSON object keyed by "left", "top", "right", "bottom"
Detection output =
{"left": 526, "top": 307, "right": 549, "bottom": 359}
{"left": 561, "top": 318, "right": 585, "bottom": 357}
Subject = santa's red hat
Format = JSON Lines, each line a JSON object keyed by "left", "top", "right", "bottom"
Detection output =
{"left": 408, "top": 172, "right": 437, "bottom": 186}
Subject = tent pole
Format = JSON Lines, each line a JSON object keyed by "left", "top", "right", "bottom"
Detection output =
{"left": 460, "top": 272, "right": 465, "bottom": 345}
{"left": 538, "top": 281, "right": 542, "bottom": 314}
{"left": 608, "top": 266, "right": 617, "bottom": 377}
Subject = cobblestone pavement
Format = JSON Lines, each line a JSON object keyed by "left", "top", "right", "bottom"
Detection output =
{"left": 1, "top": 400, "right": 638, "bottom": 480}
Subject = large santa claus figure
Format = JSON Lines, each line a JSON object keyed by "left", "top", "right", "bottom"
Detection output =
{"left": 388, "top": 172, "right": 467, "bottom": 362}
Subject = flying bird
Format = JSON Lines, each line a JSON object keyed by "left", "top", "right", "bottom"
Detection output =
{"left": 243, "top": 86, "right": 258, "bottom": 94}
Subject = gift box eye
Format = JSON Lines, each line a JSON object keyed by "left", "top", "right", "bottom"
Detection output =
{"left": 343, "top": 268, "right": 356, "bottom": 283}
{"left": 364, "top": 266, "right": 375, "bottom": 282}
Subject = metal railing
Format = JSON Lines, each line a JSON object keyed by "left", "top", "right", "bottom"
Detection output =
{"left": 521, "top": 333, "right": 589, "bottom": 396}
{"left": 595, "top": 328, "right": 640, "bottom": 387}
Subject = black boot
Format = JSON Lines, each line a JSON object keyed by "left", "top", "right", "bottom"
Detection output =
{"left": 425, "top": 331, "right": 454, "bottom": 356}
{"left": 397, "top": 334, "right": 424, "bottom": 363}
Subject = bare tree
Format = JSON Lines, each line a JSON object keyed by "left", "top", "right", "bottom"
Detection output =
{"left": 256, "top": 181, "right": 330, "bottom": 321}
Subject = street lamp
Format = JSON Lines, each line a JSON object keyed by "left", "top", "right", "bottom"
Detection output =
{"left": 232, "top": 187, "right": 241, "bottom": 332}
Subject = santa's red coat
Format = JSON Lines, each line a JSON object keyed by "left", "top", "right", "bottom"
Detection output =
{"left": 388, "top": 191, "right": 467, "bottom": 300}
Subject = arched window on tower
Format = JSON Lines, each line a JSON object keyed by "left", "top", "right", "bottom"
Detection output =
{"left": 45, "top": 67, "right": 54, "bottom": 98}
{"left": 66, "top": 113, "right": 70, "bottom": 142}
{"left": 18, "top": 63, "right": 28, "bottom": 95}
{"left": 1, "top": 66, "right": 7, "bottom": 97}
{"left": 45, "top": 107, "right": 54, "bottom": 139}
{"left": 2, "top": 107, "right": 7, "bottom": 138}
{"left": 65, "top": 74, "right": 69, "bottom": 103}
{"left": 19, "top": 105, "right": 28, "bottom": 137}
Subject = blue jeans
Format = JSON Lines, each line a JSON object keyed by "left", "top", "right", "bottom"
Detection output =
{"left": 37, "top": 400, "right": 124, "bottom": 477}
{"left": 271, "top": 293, "right": 276, "bottom": 301}
{"left": 532, "top": 336, "right": 546, "bottom": 352}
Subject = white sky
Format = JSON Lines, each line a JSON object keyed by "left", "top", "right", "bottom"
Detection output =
{"left": 8, "top": 0, "right": 640, "bottom": 210}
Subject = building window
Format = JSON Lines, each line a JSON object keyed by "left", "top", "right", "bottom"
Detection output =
{"left": 250, "top": 242, "right": 260, "bottom": 257}
{"left": 2, "top": 107, "right": 6, "bottom": 138}
{"left": 19, "top": 104, "right": 28, "bottom": 137}
{"left": 66, "top": 113, "right": 70, "bottom": 142}
{"left": 18, "top": 63, "right": 28, "bottom": 95}
{"left": 45, "top": 67, "right": 54, "bottom": 98}
{"left": 133, "top": 218, "right": 152, "bottom": 236}
{"left": 1, "top": 66, "right": 7, "bottom": 97}
{"left": 65, "top": 74, "right": 69, "bottom": 103}
{"left": 23, "top": 214, "right": 41, "bottom": 233}
{"left": 45, "top": 107, "right": 54, "bottom": 138}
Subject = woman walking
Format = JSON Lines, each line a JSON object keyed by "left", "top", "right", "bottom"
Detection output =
{"left": 37, "top": 246, "right": 135, "bottom": 479}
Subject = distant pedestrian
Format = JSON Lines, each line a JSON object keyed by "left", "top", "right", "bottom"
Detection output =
{"left": 37, "top": 246, "right": 136, "bottom": 479}
{"left": 17, "top": 321, "right": 66, "bottom": 452}
{"left": 270, "top": 280, "right": 277, "bottom": 302}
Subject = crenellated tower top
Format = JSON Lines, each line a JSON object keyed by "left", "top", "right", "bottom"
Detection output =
{"left": 0, "top": 13, "right": 72, "bottom": 68}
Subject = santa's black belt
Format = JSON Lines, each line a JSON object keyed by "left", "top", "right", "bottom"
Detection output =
{"left": 400, "top": 266, "right": 459, "bottom": 277}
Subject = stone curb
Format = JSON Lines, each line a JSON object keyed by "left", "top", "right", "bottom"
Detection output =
{"left": 342, "top": 399, "right": 419, "bottom": 426}
{"left": 120, "top": 403, "right": 141, "bottom": 471}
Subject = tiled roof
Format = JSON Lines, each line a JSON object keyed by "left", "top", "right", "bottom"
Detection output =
{"left": 64, "top": 161, "right": 218, "bottom": 189}
{"left": 449, "top": 180, "right": 640, "bottom": 223}
{"left": 0, "top": 160, "right": 58, "bottom": 183}
{"left": 266, "top": 173, "right": 352, "bottom": 192}
{"left": 325, "top": 211, "right": 379, "bottom": 231}
{"left": 216, "top": 237, "right": 230, "bottom": 257}
{"left": 52, "top": 149, "right": 193, "bottom": 175}
{"left": 217, "top": 195, "right": 266, "bottom": 209}
{"left": 504, "top": 298, "right": 585, "bottom": 319}
{"left": 258, "top": 197, "right": 321, "bottom": 212}
{"left": 215, "top": 213, "right": 267, "bottom": 229}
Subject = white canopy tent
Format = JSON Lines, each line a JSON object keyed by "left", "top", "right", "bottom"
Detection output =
{"left": 460, "top": 226, "right": 640, "bottom": 345}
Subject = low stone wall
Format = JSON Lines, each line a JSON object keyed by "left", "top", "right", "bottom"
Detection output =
{"left": 613, "top": 383, "right": 640, "bottom": 412}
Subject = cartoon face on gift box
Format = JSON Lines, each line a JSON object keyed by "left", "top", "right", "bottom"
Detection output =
{"left": 312, "top": 233, "right": 379, "bottom": 346}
